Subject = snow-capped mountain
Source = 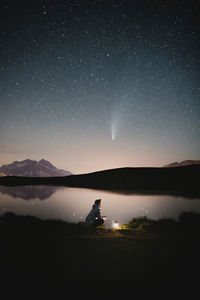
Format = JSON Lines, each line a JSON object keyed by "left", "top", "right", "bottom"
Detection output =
{"left": 0, "top": 159, "right": 72, "bottom": 177}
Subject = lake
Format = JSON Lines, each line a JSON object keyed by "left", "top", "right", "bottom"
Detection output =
{"left": 0, "top": 185, "right": 200, "bottom": 228}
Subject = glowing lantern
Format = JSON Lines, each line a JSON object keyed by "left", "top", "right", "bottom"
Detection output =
{"left": 112, "top": 220, "right": 119, "bottom": 229}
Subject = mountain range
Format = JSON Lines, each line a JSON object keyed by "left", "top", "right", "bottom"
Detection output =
{"left": 0, "top": 158, "right": 199, "bottom": 198}
{"left": 163, "top": 160, "right": 200, "bottom": 168}
{"left": 0, "top": 164, "right": 199, "bottom": 198}
{"left": 1, "top": 159, "right": 199, "bottom": 178}
{"left": 0, "top": 159, "right": 72, "bottom": 177}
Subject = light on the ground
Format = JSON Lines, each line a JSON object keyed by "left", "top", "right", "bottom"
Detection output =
{"left": 112, "top": 220, "right": 119, "bottom": 229}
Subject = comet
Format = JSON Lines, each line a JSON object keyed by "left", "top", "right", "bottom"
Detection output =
{"left": 110, "top": 101, "right": 126, "bottom": 141}
{"left": 111, "top": 118, "right": 117, "bottom": 141}
{"left": 111, "top": 131, "right": 115, "bottom": 141}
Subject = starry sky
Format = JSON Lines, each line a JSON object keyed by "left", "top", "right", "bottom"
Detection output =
{"left": 0, "top": 0, "right": 200, "bottom": 173}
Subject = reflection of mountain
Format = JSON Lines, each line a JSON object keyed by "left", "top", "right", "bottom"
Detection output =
{"left": 0, "top": 185, "right": 61, "bottom": 200}
{"left": 0, "top": 159, "right": 72, "bottom": 177}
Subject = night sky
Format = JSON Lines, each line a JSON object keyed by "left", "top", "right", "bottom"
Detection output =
{"left": 0, "top": 0, "right": 200, "bottom": 173}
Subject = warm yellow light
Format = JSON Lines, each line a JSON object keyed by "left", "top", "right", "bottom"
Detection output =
{"left": 112, "top": 221, "right": 119, "bottom": 229}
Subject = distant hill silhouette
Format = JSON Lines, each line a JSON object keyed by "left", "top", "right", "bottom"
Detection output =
{"left": 0, "top": 165, "right": 199, "bottom": 198}
{"left": 0, "top": 159, "right": 72, "bottom": 177}
{"left": 163, "top": 160, "right": 200, "bottom": 168}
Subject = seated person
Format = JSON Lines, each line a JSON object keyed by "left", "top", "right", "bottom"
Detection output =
{"left": 85, "top": 199, "right": 106, "bottom": 227}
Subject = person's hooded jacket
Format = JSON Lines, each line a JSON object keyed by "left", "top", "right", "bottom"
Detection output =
{"left": 85, "top": 203, "right": 101, "bottom": 224}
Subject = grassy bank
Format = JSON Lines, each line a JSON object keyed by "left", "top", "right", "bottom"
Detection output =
{"left": 1, "top": 212, "right": 200, "bottom": 298}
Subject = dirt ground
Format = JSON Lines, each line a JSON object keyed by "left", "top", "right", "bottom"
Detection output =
{"left": 1, "top": 213, "right": 200, "bottom": 299}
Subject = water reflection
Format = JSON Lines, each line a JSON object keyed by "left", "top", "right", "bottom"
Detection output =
{"left": 0, "top": 186, "right": 200, "bottom": 228}
{"left": 0, "top": 185, "right": 62, "bottom": 200}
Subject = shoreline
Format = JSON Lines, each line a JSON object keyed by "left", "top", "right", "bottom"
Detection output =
{"left": 0, "top": 165, "right": 199, "bottom": 198}
{"left": 1, "top": 212, "right": 200, "bottom": 297}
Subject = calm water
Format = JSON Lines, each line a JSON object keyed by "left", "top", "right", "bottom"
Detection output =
{"left": 0, "top": 185, "right": 200, "bottom": 228}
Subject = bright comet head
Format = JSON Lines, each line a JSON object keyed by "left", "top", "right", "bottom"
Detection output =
{"left": 112, "top": 132, "right": 115, "bottom": 141}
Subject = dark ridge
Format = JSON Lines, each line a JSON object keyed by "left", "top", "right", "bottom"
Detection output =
{"left": 0, "top": 165, "right": 199, "bottom": 198}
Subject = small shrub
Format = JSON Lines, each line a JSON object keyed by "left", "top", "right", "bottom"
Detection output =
{"left": 128, "top": 216, "right": 150, "bottom": 232}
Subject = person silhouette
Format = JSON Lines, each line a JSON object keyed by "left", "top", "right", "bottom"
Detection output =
{"left": 85, "top": 199, "right": 106, "bottom": 227}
